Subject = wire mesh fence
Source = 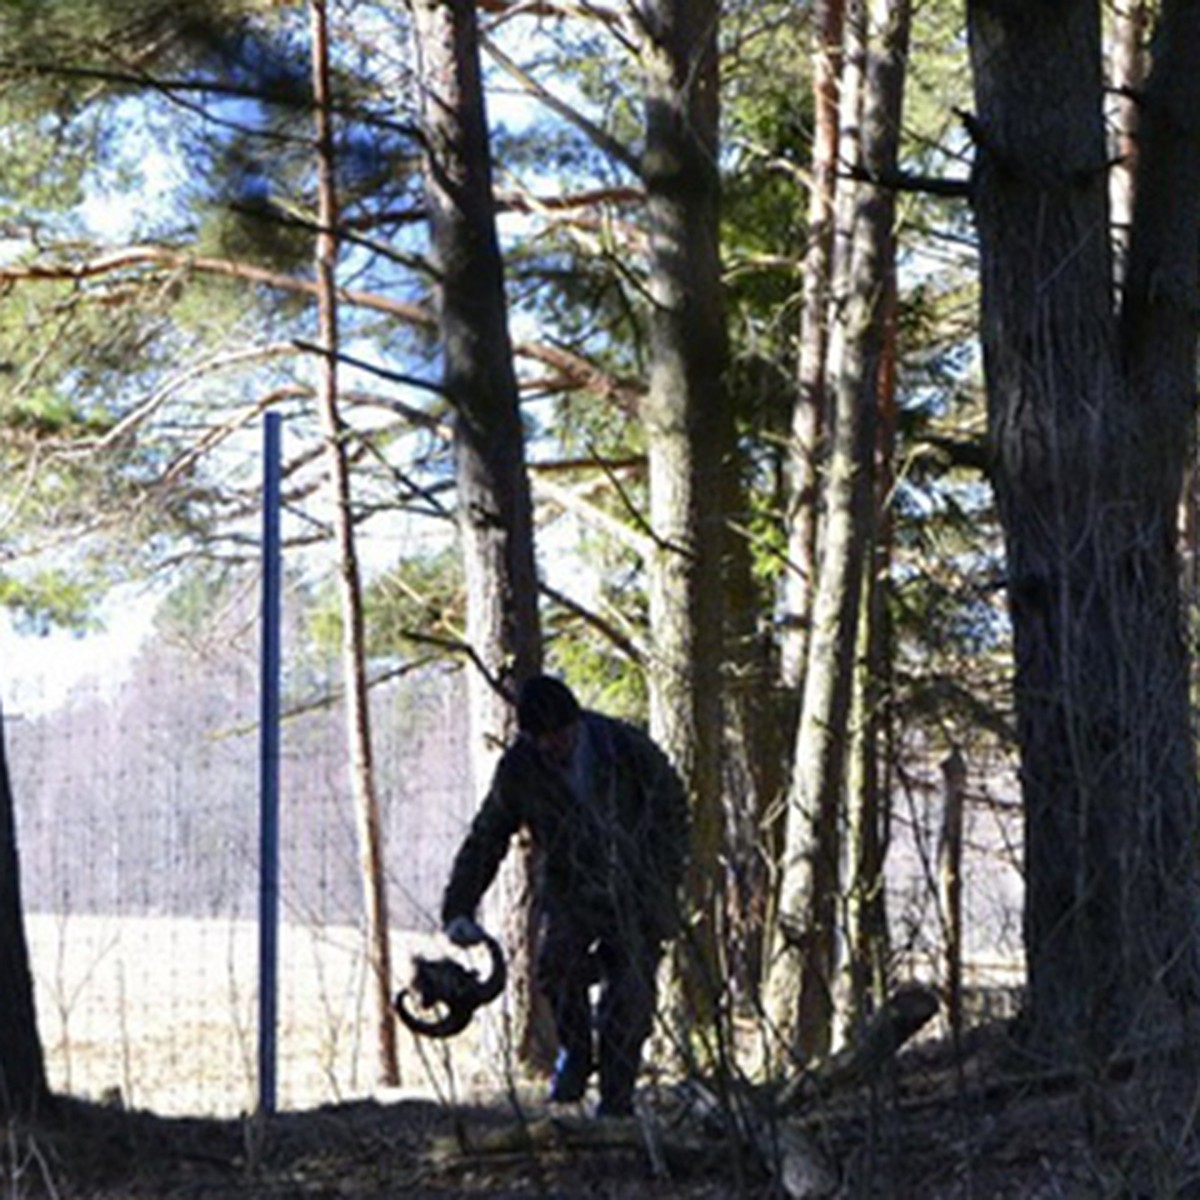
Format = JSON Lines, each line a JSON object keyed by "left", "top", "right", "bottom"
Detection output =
{"left": 4, "top": 616, "right": 1027, "bottom": 1117}
{"left": 5, "top": 619, "right": 499, "bottom": 1115}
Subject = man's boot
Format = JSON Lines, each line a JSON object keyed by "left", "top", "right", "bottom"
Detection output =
{"left": 596, "top": 1049, "right": 637, "bottom": 1117}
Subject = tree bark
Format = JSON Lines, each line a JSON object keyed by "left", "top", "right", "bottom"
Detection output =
{"left": 780, "top": 0, "right": 846, "bottom": 691}
{"left": 967, "top": 0, "right": 1200, "bottom": 1060}
{"left": 408, "top": 0, "right": 548, "bottom": 1065}
{"left": 769, "top": 0, "right": 910, "bottom": 1060}
{"left": 1108, "top": 0, "right": 1149, "bottom": 280}
{"left": 639, "top": 0, "right": 731, "bottom": 1031}
{"left": 938, "top": 748, "right": 966, "bottom": 1040}
{"left": 839, "top": 287, "right": 896, "bottom": 1041}
{"left": 310, "top": 0, "right": 398, "bottom": 1087}
{"left": 723, "top": 502, "right": 787, "bottom": 1004}
{"left": 0, "top": 702, "right": 49, "bottom": 1118}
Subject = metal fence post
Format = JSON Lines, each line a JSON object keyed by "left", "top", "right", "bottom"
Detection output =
{"left": 259, "top": 412, "right": 282, "bottom": 1114}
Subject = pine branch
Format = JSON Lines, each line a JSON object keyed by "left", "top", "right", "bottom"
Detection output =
{"left": 0, "top": 246, "right": 645, "bottom": 409}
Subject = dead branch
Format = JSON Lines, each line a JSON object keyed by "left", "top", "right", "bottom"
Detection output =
{"left": 778, "top": 984, "right": 941, "bottom": 1110}
{"left": 1, "top": 246, "right": 641, "bottom": 412}
{"left": 424, "top": 987, "right": 938, "bottom": 1199}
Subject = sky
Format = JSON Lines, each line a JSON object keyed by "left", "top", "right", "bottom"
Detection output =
{"left": 1, "top": 585, "right": 160, "bottom": 718}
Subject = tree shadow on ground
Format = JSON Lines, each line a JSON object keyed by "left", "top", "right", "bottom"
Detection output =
{"left": 11, "top": 1022, "right": 1200, "bottom": 1198}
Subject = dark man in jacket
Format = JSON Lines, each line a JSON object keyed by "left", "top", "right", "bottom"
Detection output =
{"left": 441, "top": 675, "right": 689, "bottom": 1117}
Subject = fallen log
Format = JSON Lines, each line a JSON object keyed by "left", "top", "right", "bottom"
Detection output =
{"left": 777, "top": 983, "right": 941, "bottom": 1111}
{"left": 424, "top": 985, "right": 939, "bottom": 1200}
{"left": 427, "top": 1111, "right": 717, "bottom": 1178}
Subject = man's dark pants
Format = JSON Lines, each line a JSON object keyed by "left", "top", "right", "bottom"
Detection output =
{"left": 538, "top": 914, "right": 661, "bottom": 1114}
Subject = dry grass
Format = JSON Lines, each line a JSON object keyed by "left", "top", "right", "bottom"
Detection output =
{"left": 26, "top": 913, "right": 510, "bottom": 1117}
{"left": 19, "top": 914, "right": 1200, "bottom": 1197}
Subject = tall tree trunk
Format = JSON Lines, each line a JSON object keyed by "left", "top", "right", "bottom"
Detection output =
{"left": 840, "top": 277, "right": 897, "bottom": 1039}
{"left": 408, "top": 0, "right": 548, "bottom": 1066}
{"left": 1108, "top": 0, "right": 1149, "bottom": 279}
{"left": 829, "top": 0, "right": 869, "bottom": 309}
{"left": 0, "top": 702, "right": 48, "bottom": 1118}
{"left": 724, "top": 484, "right": 787, "bottom": 1006}
{"left": 967, "top": 0, "right": 1200, "bottom": 1060}
{"left": 639, "top": 0, "right": 730, "bottom": 1034}
{"left": 768, "top": 0, "right": 910, "bottom": 1060}
{"left": 309, "top": 0, "right": 398, "bottom": 1087}
{"left": 938, "top": 748, "right": 967, "bottom": 1040}
{"left": 780, "top": 0, "right": 846, "bottom": 691}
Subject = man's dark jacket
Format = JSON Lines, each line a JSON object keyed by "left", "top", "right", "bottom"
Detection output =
{"left": 442, "top": 712, "right": 689, "bottom": 941}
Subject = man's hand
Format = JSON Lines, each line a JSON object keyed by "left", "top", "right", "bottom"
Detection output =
{"left": 444, "top": 915, "right": 486, "bottom": 947}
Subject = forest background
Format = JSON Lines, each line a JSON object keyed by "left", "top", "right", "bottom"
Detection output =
{"left": 2, "top": 2, "right": 1200, "bottom": 1188}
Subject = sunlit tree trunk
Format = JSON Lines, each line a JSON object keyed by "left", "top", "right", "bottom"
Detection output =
{"left": 967, "top": 0, "right": 1200, "bottom": 1060}
{"left": 780, "top": 0, "right": 847, "bottom": 691}
{"left": 408, "top": 0, "right": 548, "bottom": 1065}
{"left": 0, "top": 702, "right": 48, "bottom": 1118}
{"left": 768, "top": 0, "right": 910, "bottom": 1060}
{"left": 828, "top": 0, "right": 868, "bottom": 292}
{"left": 1108, "top": 0, "right": 1149, "bottom": 279}
{"left": 639, "top": 0, "right": 730, "bottom": 1032}
{"left": 309, "top": 0, "right": 398, "bottom": 1087}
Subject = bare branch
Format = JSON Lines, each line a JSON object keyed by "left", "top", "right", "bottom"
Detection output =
{"left": 94, "top": 342, "right": 300, "bottom": 449}
{"left": 0, "top": 246, "right": 437, "bottom": 329}
{"left": 540, "top": 580, "right": 645, "bottom": 663}
{"left": 512, "top": 341, "right": 644, "bottom": 413}
{"left": 842, "top": 160, "right": 971, "bottom": 199}
{"left": 0, "top": 247, "right": 645, "bottom": 413}
{"left": 531, "top": 471, "right": 653, "bottom": 560}
{"left": 480, "top": 35, "right": 641, "bottom": 176}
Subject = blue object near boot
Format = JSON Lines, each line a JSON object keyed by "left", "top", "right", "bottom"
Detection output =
{"left": 548, "top": 1048, "right": 591, "bottom": 1103}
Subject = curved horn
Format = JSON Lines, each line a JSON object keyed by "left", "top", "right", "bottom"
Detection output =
{"left": 474, "top": 932, "right": 507, "bottom": 1004}
{"left": 393, "top": 988, "right": 474, "bottom": 1039}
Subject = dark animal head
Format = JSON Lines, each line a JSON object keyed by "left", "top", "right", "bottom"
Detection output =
{"left": 393, "top": 931, "right": 506, "bottom": 1039}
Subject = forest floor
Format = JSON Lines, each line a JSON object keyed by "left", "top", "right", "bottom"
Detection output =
{"left": 10, "top": 1019, "right": 1200, "bottom": 1199}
